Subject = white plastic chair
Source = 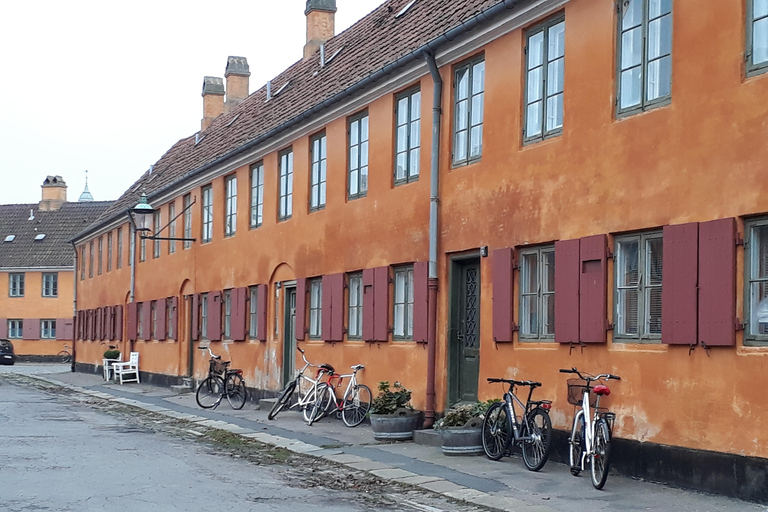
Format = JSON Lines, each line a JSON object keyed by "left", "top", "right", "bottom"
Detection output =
{"left": 102, "top": 354, "right": 121, "bottom": 381}
{"left": 112, "top": 352, "right": 140, "bottom": 385}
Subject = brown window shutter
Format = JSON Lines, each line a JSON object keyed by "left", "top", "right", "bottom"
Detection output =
{"left": 662, "top": 222, "right": 699, "bottom": 345}
{"left": 492, "top": 248, "right": 515, "bottom": 343}
{"left": 362, "top": 269, "right": 375, "bottom": 341}
{"left": 90, "top": 310, "right": 97, "bottom": 341}
{"left": 555, "top": 239, "right": 580, "bottom": 343}
{"left": 169, "top": 297, "right": 178, "bottom": 340}
{"left": 23, "top": 318, "right": 40, "bottom": 340}
{"left": 95, "top": 308, "right": 102, "bottom": 340}
{"left": 257, "top": 284, "right": 268, "bottom": 341}
{"left": 412, "top": 262, "right": 429, "bottom": 343}
{"left": 127, "top": 303, "right": 138, "bottom": 341}
{"left": 156, "top": 298, "right": 167, "bottom": 341}
{"left": 74, "top": 312, "right": 81, "bottom": 340}
{"left": 105, "top": 306, "right": 113, "bottom": 340}
{"left": 115, "top": 305, "right": 124, "bottom": 341}
{"left": 141, "top": 301, "right": 152, "bottom": 340}
{"left": 579, "top": 235, "right": 608, "bottom": 343}
{"left": 295, "top": 278, "right": 307, "bottom": 341}
{"left": 57, "top": 317, "right": 74, "bottom": 341}
{"left": 698, "top": 218, "right": 737, "bottom": 346}
{"left": 331, "top": 273, "right": 345, "bottom": 341}
{"left": 373, "top": 266, "right": 390, "bottom": 342}
{"left": 232, "top": 288, "right": 248, "bottom": 341}
{"left": 0, "top": 318, "right": 7, "bottom": 338}
{"left": 208, "top": 292, "right": 222, "bottom": 341}
{"left": 191, "top": 294, "right": 200, "bottom": 341}
{"left": 322, "top": 275, "right": 333, "bottom": 341}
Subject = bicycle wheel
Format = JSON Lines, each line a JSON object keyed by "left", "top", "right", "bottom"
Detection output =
{"left": 341, "top": 384, "right": 372, "bottom": 427}
{"left": 520, "top": 407, "right": 552, "bottom": 472}
{"left": 268, "top": 381, "right": 296, "bottom": 420}
{"left": 57, "top": 351, "right": 71, "bottom": 364}
{"left": 482, "top": 402, "right": 513, "bottom": 461}
{"left": 301, "top": 384, "right": 322, "bottom": 423}
{"left": 590, "top": 417, "right": 612, "bottom": 489}
{"left": 569, "top": 413, "right": 585, "bottom": 476}
{"left": 196, "top": 376, "right": 224, "bottom": 409}
{"left": 225, "top": 373, "right": 247, "bottom": 410}
{"left": 307, "top": 383, "right": 334, "bottom": 426}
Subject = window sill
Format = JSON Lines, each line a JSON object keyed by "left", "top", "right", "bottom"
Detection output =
{"left": 746, "top": 64, "right": 768, "bottom": 79}
{"left": 522, "top": 131, "right": 563, "bottom": 148}
{"left": 615, "top": 98, "right": 671, "bottom": 120}
{"left": 451, "top": 157, "right": 482, "bottom": 170}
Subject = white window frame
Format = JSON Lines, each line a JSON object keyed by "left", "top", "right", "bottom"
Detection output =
{"left": 309, "top": 279, "right": 322, "bottom": 339}
{"left": 8, "top": 319, "right": 22, "bottom": 339}
{"left": 183, "top": 194, "right": 193, "bottom": 249}
{"left": 250, "top": 162, "right": 264, "bottom": 228}
{"left": 745, "top": 218, "right": 768, "bottom": 344}
{"left": 117, "top": 227, "right": 123, "bottom": 268}
{"left": 524, "top": 16, "right": 565, "bottom": 143}
{"left": 393, "top": 266, "right": 414, "bottom": 340}
{"left": 153, "top": 211, "right": 161, "bottom": 258}
{"left": 348, "top": 273, "right": 363, "bottom": 339}
{"left": 201, "top": 293, "right": 209, "bottom": 340}
{"left": 201, "top": 185, "right": 213, "bottom": 243}
{"left": 279, "top": 149, "right": 294, "bottom": 221}
{"left": 519, "top": 246, "right": 555, "bottom": 340}
{"left": 168, "top": 202, "right": 176, "bottom": 254}
{"left": 9, "top": 273, "right": 24, "bottom": 297}
{"left": 41, "top": 319, "right": 56, "bottom": 339}
{"left": 348, "top": 112, "right": 369, "bottom": 199}
{"left": 394, "top": 88, "right": 421, "bottom": 184}
{"left": 452, "top": 56, "right": 485, "bottom": 166}
{"left": 747, "top": 0, "right": 768, "bottom": 76}
{"left": 225, "top": 175, "right": 237, "bottom": 237}
{"left": 42, "top": 273, "right": 58, "bottom": 297}
{"left": 249, "top": 286, "right": 259, "bottom": 338}
{"left": 310, "top": 133, "right": 327, "bottom": 211}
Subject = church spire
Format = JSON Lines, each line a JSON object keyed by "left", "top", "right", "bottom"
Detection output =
{"left": 78, "top": 170, "right": 94, "bottom": 202}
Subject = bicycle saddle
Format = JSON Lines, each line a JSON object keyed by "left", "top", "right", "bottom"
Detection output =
{"left": 319, "top": 363, "right": 336, "bottom": 374}
{"left": 593, "top": 385, "right": 611, "bottom": 396}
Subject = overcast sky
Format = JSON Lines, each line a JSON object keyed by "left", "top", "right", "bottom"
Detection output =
{"left": 0, "top": 0, "right": 383, "bottom": 206}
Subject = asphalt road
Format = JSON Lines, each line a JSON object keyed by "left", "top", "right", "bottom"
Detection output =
{"left": 0, "top": 370, "right": 484, "bottom": 512}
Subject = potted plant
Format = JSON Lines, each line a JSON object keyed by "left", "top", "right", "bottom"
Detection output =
{"left": 369, "top": 381, "right": 423, "bottom": 441}
{"left": 103, "top": 349, "right": 121, "bottom": 360}
{"left": 435, "top": 400, "right": 496, "bottom": 456}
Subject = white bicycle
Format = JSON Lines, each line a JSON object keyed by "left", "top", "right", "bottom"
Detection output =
{"left": 267, "top": 346, "right": 334, "bottom": 422}
{"left": 307, "top": 364, "right": 371, "bottom": 427}
{"left": 559, "top": 367, "right": 621, "bottom": 490}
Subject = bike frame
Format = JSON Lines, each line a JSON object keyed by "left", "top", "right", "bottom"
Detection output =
{"left": 324, "top": 368, "right": 362, "bottom": 412}
{"left": 566, "top": 371, "right": 616, "bottom": 472}
{"left": 287, "top": 353, "right": 330, "bottom": 411}
{"left": 503, "top": 383, "right": 538, "bottom": 443}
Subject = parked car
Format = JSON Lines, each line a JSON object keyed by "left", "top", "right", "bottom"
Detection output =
{"left": 0, "top": 339, "right": 15, "bottom": 365}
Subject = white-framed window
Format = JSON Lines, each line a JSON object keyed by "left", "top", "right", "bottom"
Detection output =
{"left": 117, "top": 227, "right": 123, "bottom": 268}
{"left": 249, "top": 286, "right": 259, "bottom": 337}
{"left": 519, "top": 246, "right": 555, "bottom": 339}
{"left": 183, "top": 193, "right": 192, "bottom": 249}
{"left": 310, "top": 133, "right": 327, "bottom": 211}
{"left": 8, "top": 319, "right": 22, "bottom": 339}
{"left": 42, "top": 273, "right": 58, "bottom": 297}
{"left": 201, "top": 185, "right": 213, "bottom": 243}
{"left": 617, "top": 0, "right": 672, "bottom": 114}
{"left": 90, "top": 241, "right": 95, "bottom": 275}
{"left": 225, "top": 175, "right": 237, "bottom": 237}
{"left": 348, "top": 273, "right": 363, "bottom": 339}
{"left": 9, "top": 273, "right": 24, "bottom": 297}
{"left": 745, "top": 218, "right": 768, "bottom": 344}
{"left": 395, "top": 88, "right": 421, "bottom": 184}
{"left": 348, "top": 112, "right": 369, "bottom": 199}
{"left": 614, "top": 231, "right": 663, "bottom": 341}
{"left": 201, "top": 293, "right": 209, "bottom": 340}
{"left": 98, "top": 236, "right": 103, "bottom": 274}
{"left": 151, "top": 301, "right": 157, "bottom": 339}
{"left": 453, "top": 56, "right": 485, "bottom": 166}
{"left": 223, "top": 289, "right": 232, "bottom": 339}
{"left": 250, "top": 162, "right": 264, "bottom": 228}
{"left": 80, "top": 246, "right": 86, "bottom": 278}
{"left": 153, "top": 211, "right": 161, "bottom": 258}
{"left": 167, "top": 299, "right": 174, "bottom": 340}
{"left": 524, "top": 16, "right": 565, "bottom": 143}
{"left": 168, "top": 202, "right": 176, "bottom": 254}
{"left": 309, "top": 279, "right": 322, "bottom": 339}
{"left": 748, "top": 0, "right": 768, "bottom": 76}
{"left": 279, "top": 149, "right": 294, "bottom": 221}
{"left": 393, "top": 266, "right": 414, "bottom": 339}
{"left": 137, "top": 302, "right": 144, "bottom": 339}
{"left": 139, "top": 232, "right": 146, "bottom": 262}
{"left": 107, "top": 231, "right": 113, "bottom": 271}
{"left": 41, "top": 319, "right": 56, "bottom": 339}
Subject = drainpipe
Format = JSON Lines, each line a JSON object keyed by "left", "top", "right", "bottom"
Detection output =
{"left": 127, "top": 215, "right": 136, "bottom": 353}
{"left": 69, "top": 241, "right": 78, "bottom": 372}
{"left": 422, "top": 50, "right": 442, "bottom": 428}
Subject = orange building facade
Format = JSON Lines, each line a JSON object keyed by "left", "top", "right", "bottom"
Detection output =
{"left": 72, "top": 0, "right": 768, "bottom": 499}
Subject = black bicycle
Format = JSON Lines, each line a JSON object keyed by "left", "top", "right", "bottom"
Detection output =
{"left": 195, "top": 346, "right": 247, "bottom": 410}
{"left": 482, "top": 378, "right": 553, "bottom": 471}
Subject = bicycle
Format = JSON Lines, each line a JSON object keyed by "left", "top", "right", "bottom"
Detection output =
{"left": 481, "top": 378, "right": 553, "bottom": 471}
{"left": 559, "top": 367, "right": 621, "bottom": 490}
{"left": 267, "top": 346, "right": 334, "bottom": 422}
{"left": 57, "top": 345, "right": 72, "bottom": 364}
{"left": 307, "top": 364, "right": 371, "bottom": 427}
{"left": 195, "top": 346, "right": 248, "bottom": 410}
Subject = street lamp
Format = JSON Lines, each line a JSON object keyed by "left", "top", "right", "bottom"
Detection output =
{"left": 130, "top": 191, "right": 155, "bottom": 233}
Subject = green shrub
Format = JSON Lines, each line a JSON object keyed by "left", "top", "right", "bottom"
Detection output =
{"left": 434, "top": 399, "right": 499, "bottom": 429}
{"left": 103, "top": 350, "right": 120, "bottom": 359}
{"left": 370, "top": 381, "right": 414, "bottom": 415}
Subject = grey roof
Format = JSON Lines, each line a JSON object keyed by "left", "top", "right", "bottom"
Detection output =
{"left": 0, "top": 202, "right": 112, "bottom": 269}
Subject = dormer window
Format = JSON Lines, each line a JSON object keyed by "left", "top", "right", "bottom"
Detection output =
{"left": 4, "top": 235, "right": 15, "bottom": 242}
{"left": 34, "top": 234, "right": 46, "bottom": 241}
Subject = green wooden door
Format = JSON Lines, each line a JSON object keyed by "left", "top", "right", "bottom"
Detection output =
{"left": 450, "top": 259, "right": 481, "bottom": 404}
{"left": 282, "top": 287, "right": 296, "bottom": 387}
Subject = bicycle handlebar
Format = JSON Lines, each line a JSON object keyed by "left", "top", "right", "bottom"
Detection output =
{"left": 559, "top": 367, "right": 621, "bottom": 381}
{"left": 199, "top": 346, "right": 221, "bottom": 360}
{"left": 487, "top": 377, "right": 541, "bottom": 387}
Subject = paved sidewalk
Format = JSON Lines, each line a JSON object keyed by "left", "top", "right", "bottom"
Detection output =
{"left": 20, "top": 367, "right": 765, "bottom": 512}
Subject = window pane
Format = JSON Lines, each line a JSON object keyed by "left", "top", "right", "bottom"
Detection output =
{"left": 620, "top": 67, "right": 643, "bottom": 108}
{"left": 397, "top": 97, "right": 409, "bottom": 125}
{"left": 522, "top": 295, "right": 538, "bottom": 335}
{"left": 757, "top": 0, "right": 768, "bottom": 17}
{"left": 350, "top": 120, "right": 359, "bottom": 145}
{"left": 350, "top": 145, "right": 359, "bottom": 170}
{"left": 397, "top": 125, "right": 408, "bottom": 152}
{"left": 750, "top": 282, "right": 768, "bottom": 334}
{"left": 647, "top": 15, "right": 672, "bottom": 60}
{"left": 622, "top": 0, "right": 642, "bottom": 30}
{"left": 409, "top": 148, "right": 420, "bottom": 176}
{"left": 546, "top": 94, "right": 564, "bottom": 131}
{"left": 411, "top": 92, "right": 421, "bottom": 120}
{"left": 618, "top": 288, "right": 639, "bottom": 335}
{"left": 396, "top": 153, "right": 407, "bottom": 180}
{"left": 547, "top": 58, "right": 564, "bottom": 95}
{"left": 456, "top": 67, "right": 469, "bottom": 100}
{"left": 394, "top": 304, "right": 404, "bottom": 336}
{"left": 456, "top": 99, "right": 469, "bottom": 130}
{"left": 755, "top": 17, "right": 768, "bottom": 64}
{"left": 527, "top": 66, "right": 543, "bottom": 103}
{"left": 410, "top": 119, "right": 420, "bottom": 150}
{"left": 527, "top": 102, "right": 542, "bottom": 137}
{"left": 646, "top": 286, "right": 662, "bottom": 334}
{"left": 395, "top": 272, "right": 406, "bottom": 302}
{"left": 647, "top": 55, "right": 671, "bottom": 101}
{"left": 543, "top": 251, "right": 555, "bottom": 292}
{"left": 454, "top": 130, "right": 468, "bottom": 161}
{"left": 528, "top": 31, "right": 545, "bottom": 69}
{"left": 471, "top": 94, "right": 484, "bottom": 125}
{"left": 621, "top": 27, "right": 643, "bottom": 70}
{"left": 470, "top": 125, "right": 483, "bottom": 158}
{"left": 617, "top": 240, "right": 640, "bottom": 286}
{"left": 472, "top": 61, "right": 485, "bottom": 92}
{"left": 649, "top": 0, "right": 672, "bottom": 18}
{"left": 647, "top": 237, "right": 663, "bottom": 285}
{"left": 360, "top": 116, "right": 369, "bottom": 142}
{"left": 521, "top": 253, "right": 538, "bottom": 293}
{"left": 350, "top": 169, "right": 359, "bottom": 195}
{"left": 543, "top": 293, "right": 555, "bottom": 335}
{"left": 549, "top": 22, "right": 565, "bottom": 59}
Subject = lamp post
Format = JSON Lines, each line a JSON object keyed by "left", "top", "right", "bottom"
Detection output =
{"left": 130, "top": 191, "right": 155, "bottom": 234}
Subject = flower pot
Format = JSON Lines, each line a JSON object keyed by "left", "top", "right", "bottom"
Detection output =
{"left": 370, "top": 409, "right": 423, "bottom": 441}
{"left": 439, "top": 418, "right": 484, "bottom": 456}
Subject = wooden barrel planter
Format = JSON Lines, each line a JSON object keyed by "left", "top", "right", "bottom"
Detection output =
{"left": 370, "top": 409, "right": 423, "bottom": 441}
{"left": 439, "top": 417, "right": 484, "bottom": 455}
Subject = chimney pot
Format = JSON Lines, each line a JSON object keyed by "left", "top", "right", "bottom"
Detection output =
{"left": 224, "top": 56, "right": 250, "bottom": 113}
{"left": 40, "top": 175, "right": 67, "bottom": 211}
{"left": 201, "top": 76, "right": 225, "bottom": 131}
{"left": 304, "top": 0, "right": 336, "bottom": 60}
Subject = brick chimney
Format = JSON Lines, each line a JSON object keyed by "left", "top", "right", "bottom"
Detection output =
{"left": 224, "top": 56, "right": 250, "bottom": 114}
{"left": 304, "top": 0, "right": 336, "bottom": 60}
{"left": 39, "top": 175, "right": 67, "bottom": 211}
{"left": 201, "top": 76, "right": 225, "bottom": 131}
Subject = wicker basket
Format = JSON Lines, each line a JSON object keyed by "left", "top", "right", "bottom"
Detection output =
{"left": 567, "top": 378, "right": 597, "bottom": 407}
{"left": 210, "top": 358, "right": 230, "bottom": 375}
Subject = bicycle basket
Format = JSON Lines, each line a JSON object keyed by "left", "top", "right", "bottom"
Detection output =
{"left": 210, "top": 358, "right": 229, "bottom": 375}
{"left": 567, "top": 378, "right": 597, "bottom": 407}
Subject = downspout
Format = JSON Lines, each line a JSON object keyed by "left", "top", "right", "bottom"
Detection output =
{"left": 128, "top": 215, "right": 136, "bottom": 353}
{"left": 422, "top": 50, "right": 442, "bottom": 428}
{"left": 70, "top": 241, "right": 78, "bottom": 372}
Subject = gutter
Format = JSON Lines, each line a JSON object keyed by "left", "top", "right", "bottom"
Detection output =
{"left": 73, "top": 0, "right": 524, "bottom": 242}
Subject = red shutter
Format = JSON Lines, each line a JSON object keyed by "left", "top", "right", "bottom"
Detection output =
{"left": 23, "top": 318, "right": 40, "bottom": 340}
{"left": 142, "top": 301, "right": 152, "bottom": 340}
{"left": 555, "top": 239, "right": 580, "bottom": 343}
{"left": 698, "top": 218, "right": 737, "bottom": 346}
{"left": 362, "top": 269, "right": 375, "bottom": 341}
{"left": 257, "top": 284, "right": 268, "bottom": 341}
{"left": 105, "top": 306, "right": 113, "bottom": 340}
{"left": 373, "top": 266, "right": 390, "bottom": 341}
{"left": 492, "top": 248, "right": 515, "bottom": 343}
{"left": 169, "top": 297, "right": 178, "bottom": 340}
{"left": 156, "top": 298, "right": 167, "bottom": 341}
{"left": 579, "top": 235, "right": 608, "bottom": 343}
{"left": 0, "top": 319, "right": 7, "bottom": 338}
{"left": 232, "top": 288, "right": 247, "bottom": 341}
{"left": 332, "top": 273, "right": 345, "bottom": 341}
{"left": 322, "top": 275, "right": 333, "bottom": 340}
{"left": 191, "top": 294, "right": 200, "bottom": 341}
{"left": 97, "top": 307, "right": 104, "bottom": 340}
{"left": 90, "top": 310, "right": 96, "bottom": 341}
{"left": 662, "top": 222, "right": 699, "bottom": 345}
{"left": 127, "top": 303, "right": 138, "bottom": 341}
{"left": 295, "top": 278, "right": 307, "bottom": 341}
{"left": 74, "top": 312, "right": 81, "bottom": 340}
{"left": 413, "top": 262, "right": 429, "bottom": 343}
{"left": 208, "top": 292, "right": 222, "bottom": 341}
{"left": 115, "top": 305, "right": 124, "bottom": 341}
{"left": 57, "top": 317, "right": 74, "bottom": 340}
